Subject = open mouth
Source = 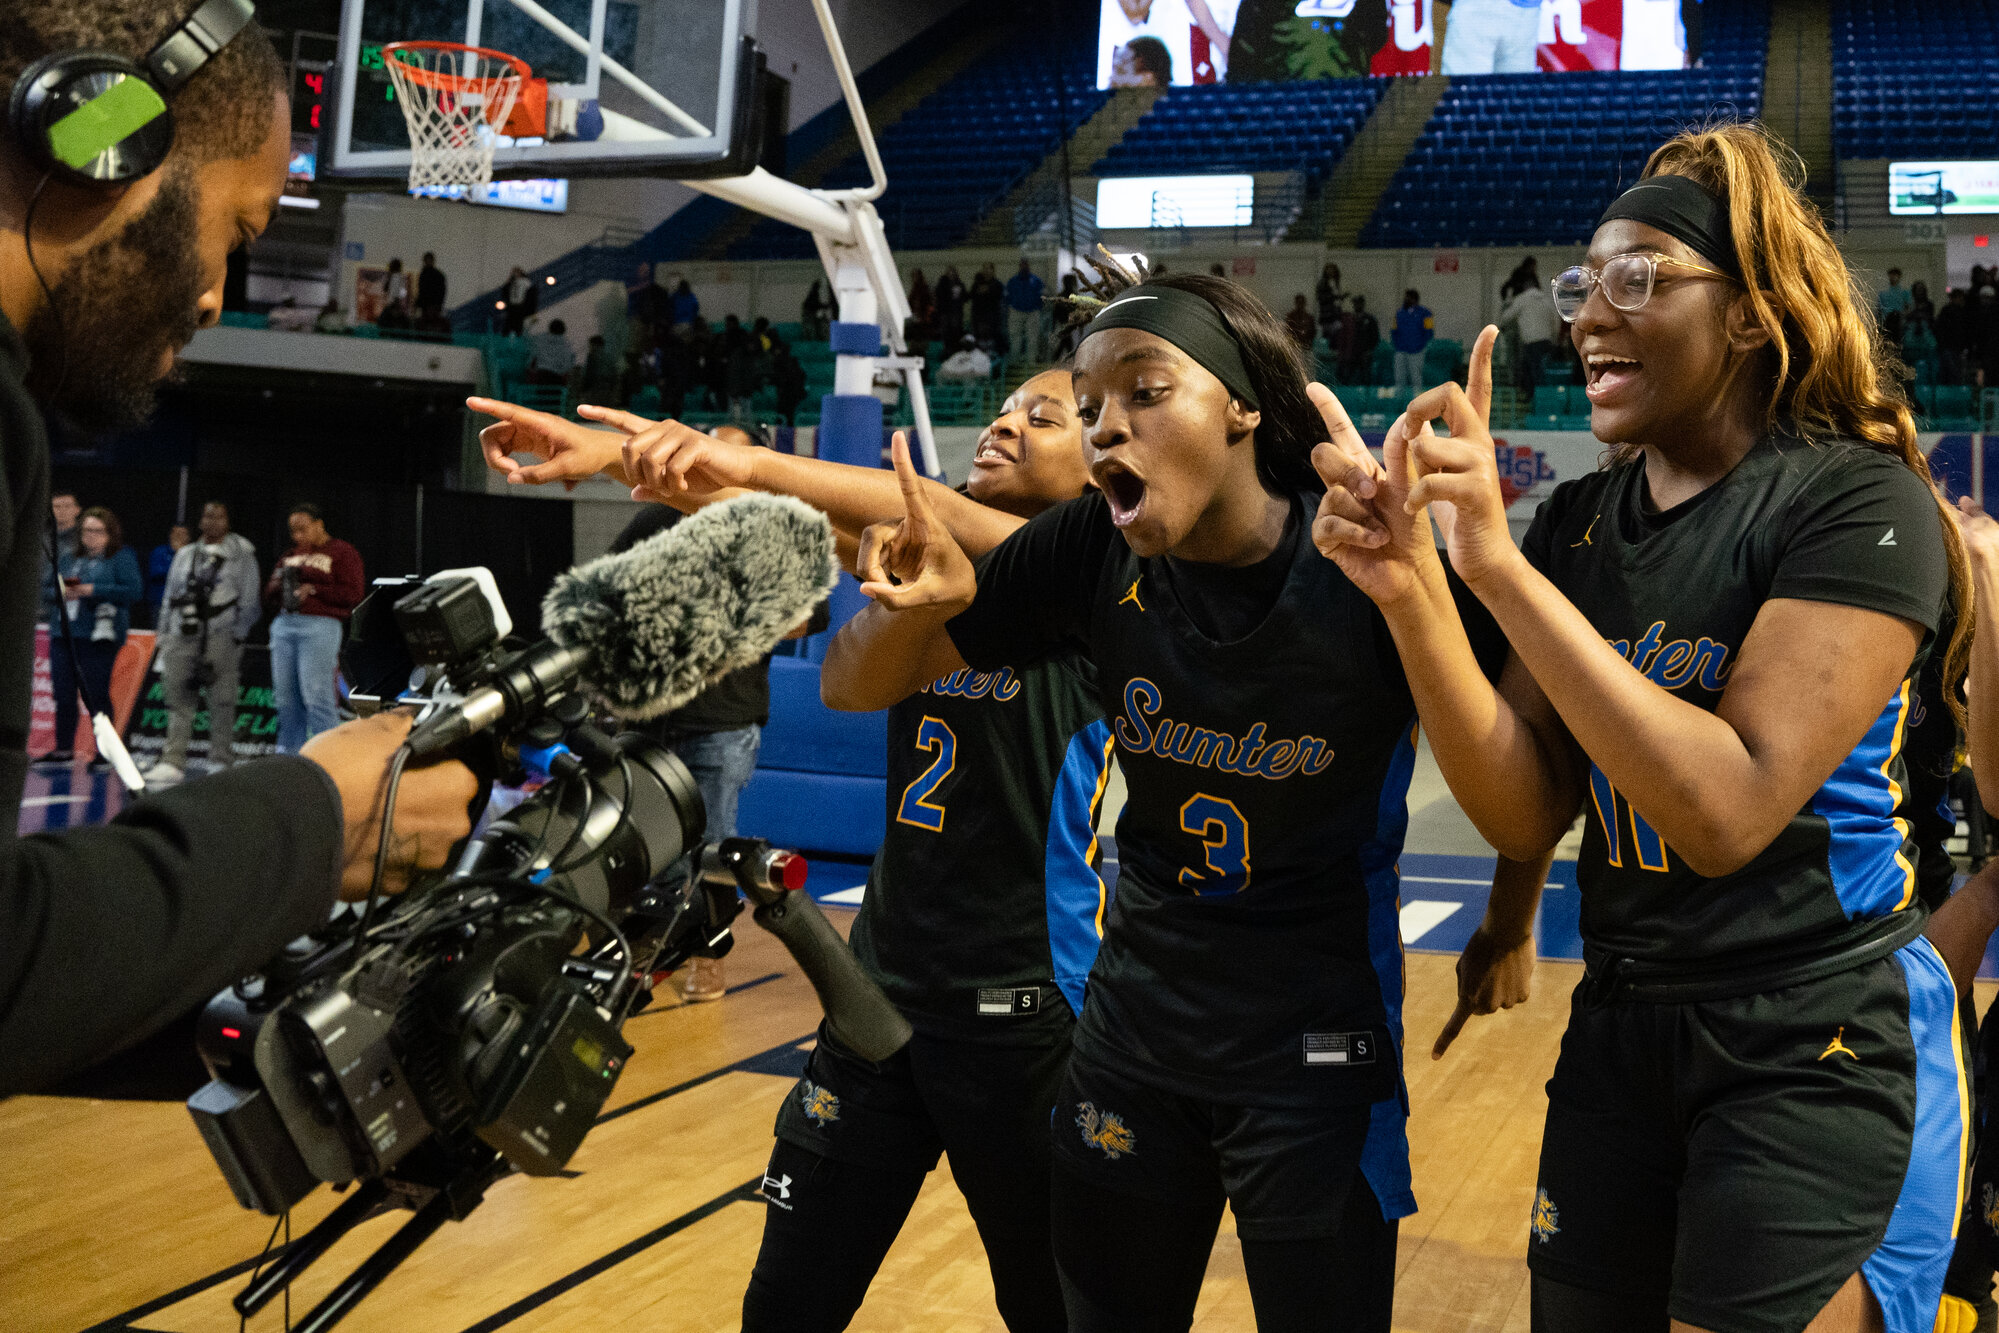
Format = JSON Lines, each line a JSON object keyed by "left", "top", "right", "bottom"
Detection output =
{"left": 973, "top": 434, "right": 1017, "bottom": 468}
{"left": 1095, "top": 462, "right": 1148, "bottom": 528}
{"left": 1584, "top": 352, "right": 1642, "bottom": 402}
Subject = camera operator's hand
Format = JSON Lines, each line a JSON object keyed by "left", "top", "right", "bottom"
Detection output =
{"left": 470, "top": 396, "right": 630, "bottom": 490}
{"left": 301, "top": 712, "right": 479, "bottom": 900}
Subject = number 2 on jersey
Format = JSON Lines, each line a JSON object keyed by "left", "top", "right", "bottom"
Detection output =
{"left": 1179, "top": 794, "right": 1251, "bottom": 894}
{"left": 1588, "top": 765, "right": 1670, "bottom": 872}
{"left": 896, "top": 716, "right": 957, "bottom": 832}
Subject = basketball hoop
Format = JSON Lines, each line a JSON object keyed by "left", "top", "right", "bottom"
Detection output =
{"left": 382, "top": 41, "right": 533, "bottom": 195}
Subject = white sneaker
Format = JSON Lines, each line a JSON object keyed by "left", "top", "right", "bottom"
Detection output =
{"left": 144, "top": 762, "right": 185, "bottom": 787}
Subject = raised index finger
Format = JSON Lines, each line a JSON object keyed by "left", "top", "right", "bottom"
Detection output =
{"left": 889, "top": 431, "right": 935, "bottom": 527}
{"left": 1465, "top": 325, "right": 1499, "bottom": 425}
{"left": 1304, "top": 382, "right": 1382, "bottom": 493}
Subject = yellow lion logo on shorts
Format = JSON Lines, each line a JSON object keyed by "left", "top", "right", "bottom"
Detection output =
{"left": 1075, "top": 1101, "right": 1136, "bottom": 1160}
{"left": 1531, "top": 1188, "right": 1561, "bottom": 1244}
{"left": 799, "top": 1081, "right": 840, "bottom": 1127}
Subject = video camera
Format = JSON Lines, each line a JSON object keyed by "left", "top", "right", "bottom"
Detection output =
{"left": 185, "top": 569, "right": 907, "bottom": 1332}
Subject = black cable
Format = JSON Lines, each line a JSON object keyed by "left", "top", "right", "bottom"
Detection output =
{"left": 548, "top": 752, "right": 635, "bottom": 876}
{"left": 356, "top": 744, "right": 414, "bottom": 940}
{"left": 239, "top": 1210, "right": 290, "bottom": 1333}
{"left": 21, "top": 172, "right": 69, "bottom": 407}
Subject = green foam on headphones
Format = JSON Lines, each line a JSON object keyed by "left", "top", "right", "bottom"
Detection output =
{"left": 48, "top": 75, "right": 168, "bottom": 170}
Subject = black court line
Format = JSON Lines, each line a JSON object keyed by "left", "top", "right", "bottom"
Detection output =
{"left": 454, "top": 1179, "right": 765, "bottom": 1332}
{"left": 84, "top": 1031, "right": 813, "bottom": 1331}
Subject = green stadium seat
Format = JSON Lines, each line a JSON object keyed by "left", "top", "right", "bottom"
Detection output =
{"left": 508, "top": 383, "right": 569, "bottom": 415}
{"left": 1534, "top": 386, "right": 1570, "bottom": 417}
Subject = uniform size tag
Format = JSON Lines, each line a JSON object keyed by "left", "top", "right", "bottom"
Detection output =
{"left": 977, "top": 987, "right": 1041, "bottom": 1017}
{"left": 1304, "top": 1032, "right": 1376, "bottom": 1066}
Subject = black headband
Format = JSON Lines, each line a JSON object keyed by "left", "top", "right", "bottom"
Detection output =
{"left": 1598, "top": 174, "right": 1742, "bottom": 279}
{"left": 1078, "top": 285, "right": 1261, "bottom": 409}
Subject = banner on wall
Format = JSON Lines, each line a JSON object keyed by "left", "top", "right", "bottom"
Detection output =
{"left": 31, "top": 627, "right": 155, "bottom": 759}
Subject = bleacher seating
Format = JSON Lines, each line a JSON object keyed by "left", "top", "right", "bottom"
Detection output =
{"left": 1362, "top": 2, "right": 1769, "bottom": 249}
{"left": 1092, "top": 78, "right": 1387, "bottom": 180}
{"left": 729, "top": 26, "right": 1106, "bottom": 260}
{"left": 1833, "top": 0, "right": 1999, "bottom": 159}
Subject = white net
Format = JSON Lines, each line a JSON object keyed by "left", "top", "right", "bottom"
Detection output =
{"left": 383, "top": 43, "right": 526, "bottom": 194}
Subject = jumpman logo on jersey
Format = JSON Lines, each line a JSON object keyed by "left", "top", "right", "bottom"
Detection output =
{"left": 1817, "top": 1026, "right": 1860, "bottom": 1061}
{"left": 1570, "top": 515, "right": 1600, "bottom": 548}
{"left": 1119, "top": 580, "right": 1145, "bottom": 611}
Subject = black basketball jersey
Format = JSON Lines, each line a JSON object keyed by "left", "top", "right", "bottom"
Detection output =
{"left": 1522, "top": 436, "right": 1950, "bottom": 964}
{"left": 947, "top": 490, "right": 1496, "bottom": 1120}
{"left": 846, "top": 656, "right": 1112, "bottom": 1044}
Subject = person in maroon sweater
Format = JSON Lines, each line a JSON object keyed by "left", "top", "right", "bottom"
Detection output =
{"left": 263, "top": 503, "right": 365, "bottom": 752}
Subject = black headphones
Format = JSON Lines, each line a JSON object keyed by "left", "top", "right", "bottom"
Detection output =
{"left": 8, "top": 0, "right": 256, "bottom": 187}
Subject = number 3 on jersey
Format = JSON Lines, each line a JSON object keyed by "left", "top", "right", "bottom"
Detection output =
{"left": 896, "top": 716, "right": 957, "bottom": 832}
{"left": 1179, "top": 794, "right": 1250, "bottom": 894}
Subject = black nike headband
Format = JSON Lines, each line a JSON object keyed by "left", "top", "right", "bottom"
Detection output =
{"left": 1597, "top": 174, "right": 1743, "bottom": 280}
{"left": 1079, "top": 285, "right": 1261, "bottom": 409}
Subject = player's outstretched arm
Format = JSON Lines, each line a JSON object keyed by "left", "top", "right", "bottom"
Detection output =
{"left": 822, "top": 433, "right": 974, "bottom": 712}
{"left": 1433, "top": 845, "right": 1560, "bottom": 1059}
{"left": 584, "top": 405, "right": 1028, "bottom": 559}
{"left": 470, "top": 397, "right": 632, "bottom": 489}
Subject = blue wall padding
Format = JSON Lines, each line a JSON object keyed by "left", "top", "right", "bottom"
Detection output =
{"left": 758, "top": 658, "right": 887, "bottom": 776}
{"left": 738, "top": 768, "right": 885, "bottom": 857}
{"left": 828, "top": 321, "right": 885, "bottom": 356}
{"left": 816, "top": 393, "right": 885, "bottom": 468}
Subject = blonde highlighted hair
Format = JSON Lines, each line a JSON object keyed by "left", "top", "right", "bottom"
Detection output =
{"left": 1640, "top": 122, "right": 1971, "bottom": 724}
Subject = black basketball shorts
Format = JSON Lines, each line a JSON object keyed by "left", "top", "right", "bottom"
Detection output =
{"left": 1526, "top": 937, "right": 1967, "bottom": 1333}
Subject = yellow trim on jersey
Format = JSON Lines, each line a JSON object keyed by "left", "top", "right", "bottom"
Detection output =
{"left": 1949, "top": 942, "right": 1973, "bottom": 1236}
{"left": 1885, "top": 680, "right": 1918, "bottom": 911}
{"left": 1084, "top": 730, "right": 1117, "bottom": 940}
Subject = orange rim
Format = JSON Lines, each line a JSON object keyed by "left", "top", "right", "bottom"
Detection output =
{"left": 381, "top": 40, "right": 530, "bottom": 95}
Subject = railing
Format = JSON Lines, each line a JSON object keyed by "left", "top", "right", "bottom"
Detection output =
{"left": 1012, "top": 177, "right": 1099, "bottom": 253}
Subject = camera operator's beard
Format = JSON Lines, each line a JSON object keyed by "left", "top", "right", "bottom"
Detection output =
{"left": 25, "top": 171, "right": 207, "bottom": 434}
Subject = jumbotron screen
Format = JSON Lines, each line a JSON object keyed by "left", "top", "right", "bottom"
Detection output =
{"left": 1097, "top": 0, "right": 1694, "bottom": 87}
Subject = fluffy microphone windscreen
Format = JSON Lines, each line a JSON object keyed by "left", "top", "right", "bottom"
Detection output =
{"left": 541, "top": 494, "right": 838, "bottom": 720}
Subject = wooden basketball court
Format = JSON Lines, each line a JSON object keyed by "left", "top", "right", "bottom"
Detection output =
{"left": 5, "top": 921, "right": 1985, "bottom": 1333}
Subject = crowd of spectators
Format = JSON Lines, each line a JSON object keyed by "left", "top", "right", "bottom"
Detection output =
{"left": 620, "top": 263, "right": 810, "bottom": 420}
{"left": 34, "top": 491, "right": 363, "bottom": 777}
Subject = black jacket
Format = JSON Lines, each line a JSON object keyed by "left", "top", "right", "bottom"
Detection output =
{"left": 0, "top": 312, "right": 346, "bottom": 1096}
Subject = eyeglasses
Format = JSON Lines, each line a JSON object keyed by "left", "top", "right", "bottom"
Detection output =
{"left": 1551, "top": 253, "right": 1734, "bottom": 322}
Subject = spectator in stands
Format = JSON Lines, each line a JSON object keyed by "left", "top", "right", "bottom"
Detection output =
{"left": 502, "top": 266, "right": 534, "bottom": 336}
{"left": 415, "top": 252, "right": 447, "bottom": 322}
{"left": 1315, "top": 262, "right": 1344, "bottom": 341}
{"left": 1392, "top": 287, "right": 1434, "bottom": 391}
{"left": 1499, "top": 278, "right": 1559, "bottom": 394}
{"left": 49, "top": 490, "right": 79, "bottom": 561}
{"left": 1005, "top": 258, "right": 1046, "bottom": 364}
{"left": 1902, "top": 304, "right": 1938, "bottom": 381}
{"left": 934, "top": 265, "right": 966, "bottom": 346}
{"left": 580, "top": 335, "right": 618, "bottom": 405}
{"left": 724, "top": 316, "right": 759, "bottom": 408}
{"left": 144, "top": 523, "right": 190, "bottom": 627}
{"left": 970, "top": 262, "right": 1005, "bottom": 348}
{"left": 938, "top": 334, "right": 993, "bottom": 383}
{"left": 627, "top": 262, "right": 668, "bottom": 349}
{"left": 662, "top": 327, "right": 698, "bottom": 415}
{"left": 1500, "top": 255, "right": 1539, "bottom": 301}
{"left": 1907, "top": 280, "right": 1936, "bottom": 333}
{"left": 669, "top": 277, "right": 700, "bottom": 333}
{"left": 801, "top": 279, "right": 832, "bottom": 340}
{"left": 772, "top": 339, "right": 808, "bottom": 422}
{"left": 377, "top": 258, "right": 411, "bottom": 330}
{"left": 150, "top": 501, "right": 261, "bottom": 787}
{"left": 1285, "top": 293, "right": 1316, "bottom": 349}
{"left": 1438, "top": 0, "right": 1545, "bottom": 74}
{"left": 906, "top": 269, "right": 935, "bottom": 346}
{"left": 314, "top": 300, "right": 347, "bottom": 333}
{"left": 1938, "top": 287, "right": 1973, "bottom": 384}
{"left": 40, "top": 507, "right": 142, "bottom": 768}
{"left": 1341, "top": 294, "right": 1380, "bottom": 385}
{"left": 1977, "top": 286, "right": 1999, "bottom": 388}
{"left": 265, "top": 504, "right": 364, "bottom": 754}
{"left": 1878, "top": 267, "right": 1913, "bottom": 320}
{"left": 528, "top": 319, "right": 576, "bottom": 385}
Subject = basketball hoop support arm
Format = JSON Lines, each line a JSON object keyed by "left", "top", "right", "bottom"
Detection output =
{"left": 676, "top": 0, "right": 939, "bottom": 477}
